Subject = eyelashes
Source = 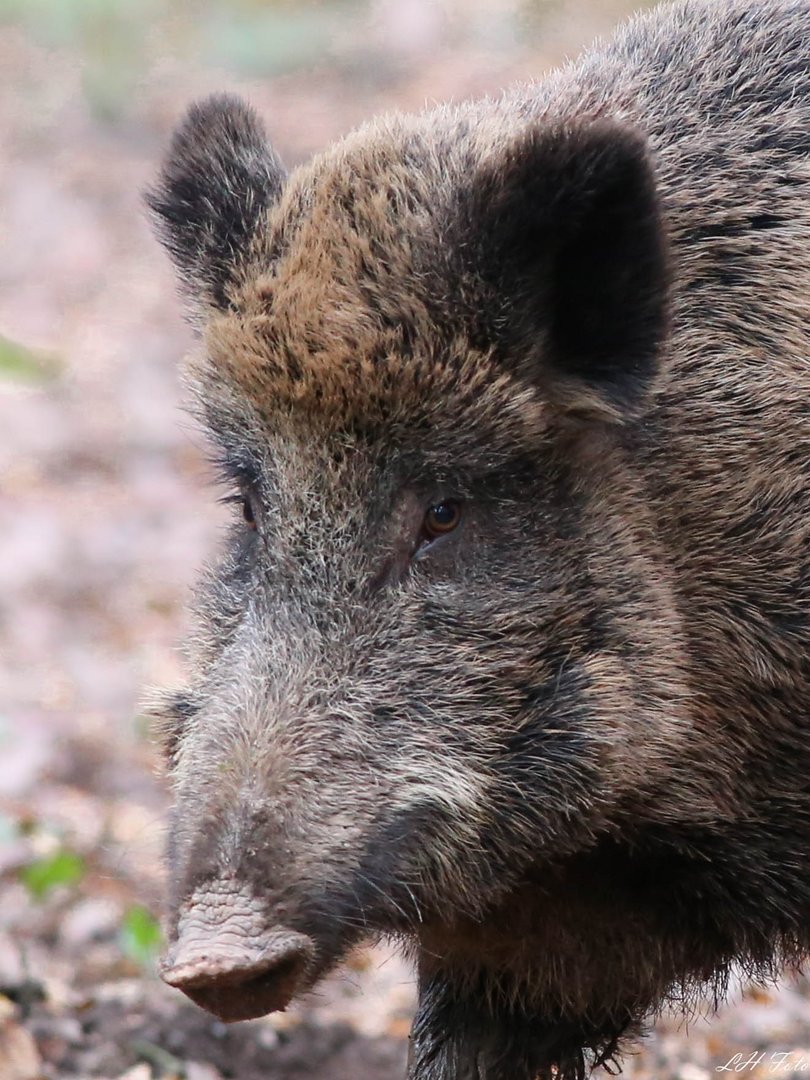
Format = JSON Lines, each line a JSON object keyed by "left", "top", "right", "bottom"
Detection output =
{"left": 147, "top": 688, "right": 201, "bottom": 765}
{"left": 210, "top": 446, "right": 263, "bottom": 531}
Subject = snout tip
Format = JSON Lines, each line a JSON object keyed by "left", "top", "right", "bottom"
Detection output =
{"left": 160, "top": 928, "right": 315, "bottom": 1022}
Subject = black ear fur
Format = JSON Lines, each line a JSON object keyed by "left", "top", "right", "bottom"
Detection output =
{"left": 146, "top": 94, "right": 285, "bottom": 315}
{"left": 466, "top": 120, "right": 669, "bottom": 417}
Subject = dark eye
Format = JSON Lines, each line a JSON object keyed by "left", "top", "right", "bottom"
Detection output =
{"left": 422, "top": 500, "right": 462, "bottom": 540}
{"left": 242, "top": 495, "right": 256, "bottom": 529}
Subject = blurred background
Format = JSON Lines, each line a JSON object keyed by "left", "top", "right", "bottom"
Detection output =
{"left": 1, "top": 1, "right": 808, "bottom": 1078}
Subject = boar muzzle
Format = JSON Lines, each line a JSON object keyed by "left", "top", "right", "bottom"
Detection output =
{"left": 159, "top": 882, "right": 316, "bottom": 1022}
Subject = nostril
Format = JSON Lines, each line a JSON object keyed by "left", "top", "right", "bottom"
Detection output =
{"left": 162, "top": 935, "right": 308, "bottom": 990}
{"left": 223, "top": 949, "right": 303, "bottom": 995}
{"left": 160, "top": 929, "right": 315, "bottom": 1021}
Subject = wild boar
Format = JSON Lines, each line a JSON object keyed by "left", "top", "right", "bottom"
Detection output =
{"left": 147, "top": 1, "right": 810, "bottom": 1077}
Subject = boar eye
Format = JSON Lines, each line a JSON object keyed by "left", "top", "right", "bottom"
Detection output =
{"left": 422, "top": 500, "right": 462, "bottom": 539}
{"left": 242, "top": 496, "right": 256, "bottom": 529}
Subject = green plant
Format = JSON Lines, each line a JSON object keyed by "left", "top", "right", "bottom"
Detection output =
{"left": 0, "top": 336, "right": 59, "bottom": 382}
{"left": 120, "top": 905, "right": 163, "bottom": 967}
{"left": 20, "top": 849, "right": 85, "bottom": 900}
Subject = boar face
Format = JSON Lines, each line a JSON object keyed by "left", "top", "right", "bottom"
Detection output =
{"left": 148, "top": 96, "right": 690, "bottom": 1024}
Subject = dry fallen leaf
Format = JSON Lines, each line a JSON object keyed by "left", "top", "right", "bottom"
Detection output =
{"left": 386, "top": 1016, "right": 413, "bottom": 1040}
{"left": 115, "top": 1067, "right": 151, "bottom": 1080}
{"left": 0, "top": 1016, "right": 43, "bottom": 1080}
{"left": 185, "top": 1062, "right": 223, "bottom": 1080}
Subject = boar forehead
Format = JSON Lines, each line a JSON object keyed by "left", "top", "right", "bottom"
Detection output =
{"left": 188, "top": 121, "right": 550, "bottom": 470}
{"left": 194, "top": 317, "right": 549, "bottom": 484}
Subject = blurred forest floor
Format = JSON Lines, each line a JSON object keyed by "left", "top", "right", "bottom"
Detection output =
{"left": 0, "top": 1, "right": 808, "bottom": 1077}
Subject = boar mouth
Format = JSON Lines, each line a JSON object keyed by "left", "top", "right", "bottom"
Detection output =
{"left": 160, "top": 926, "right": 316, "bottom": 1023}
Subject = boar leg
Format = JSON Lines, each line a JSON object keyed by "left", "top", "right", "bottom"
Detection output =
{"left": 407, "top": 966, "right": 598, "bottom": 1080}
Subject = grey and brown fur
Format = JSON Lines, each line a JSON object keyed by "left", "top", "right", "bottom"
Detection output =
{"left": 146, "top": 1, "right": 810, "bottom": 1077}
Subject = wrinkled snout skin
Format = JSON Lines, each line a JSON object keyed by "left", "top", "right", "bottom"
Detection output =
{"left": 159, "top": 879, "right": 315, "bottom": 1022}
{"left": 147, "top": 2, "right": 810, "bottom": 1078}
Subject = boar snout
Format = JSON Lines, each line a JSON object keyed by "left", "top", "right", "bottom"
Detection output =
{"left": 160, "top": 881, "right": 315, "bottom": 1022}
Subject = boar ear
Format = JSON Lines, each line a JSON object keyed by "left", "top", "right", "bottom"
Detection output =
{"left": 468, "top": 120, "right": 668, "bottom": 419}
{"left": 146, "top": 94, "right": 285, "bottom": 317}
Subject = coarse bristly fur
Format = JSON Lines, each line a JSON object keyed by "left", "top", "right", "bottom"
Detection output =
{"left": 145, "top": 1, "right": 810, "bottom": 1077}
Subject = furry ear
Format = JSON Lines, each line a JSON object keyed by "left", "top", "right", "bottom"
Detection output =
{"left": 465, "top": 120, "right": 669, "bottom": 419}
{"left": 146, "top": 94, "right": 285, "bottom": 317}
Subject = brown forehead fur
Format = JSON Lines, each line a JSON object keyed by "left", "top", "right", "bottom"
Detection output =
{"left": 195, "top": 111, "right": 559, "bottom": 454}
{"left": 202, "top": 315, "right": 548, "bottom": 451}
